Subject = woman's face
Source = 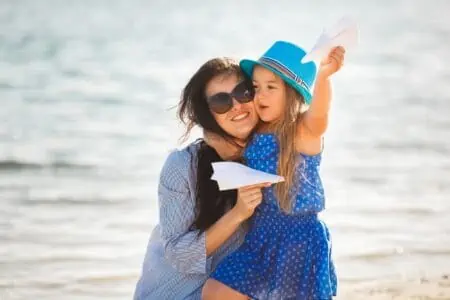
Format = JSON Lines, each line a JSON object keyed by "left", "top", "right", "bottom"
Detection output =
{"left": 205, "top": 74, "right": 258, "bottom": 141}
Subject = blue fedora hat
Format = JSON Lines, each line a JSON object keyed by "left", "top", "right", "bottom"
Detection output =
{"left": 240, "top": 41, "right": 317, "bottom": 104}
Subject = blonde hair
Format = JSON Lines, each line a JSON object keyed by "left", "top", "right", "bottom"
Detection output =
{"left": 269, "top": 83, "right": 306, "bottom": 213}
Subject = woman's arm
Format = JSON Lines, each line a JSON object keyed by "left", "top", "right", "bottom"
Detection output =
{"left": 202, "top": 132, "right": 266, "bottom": 254}
{"left": 158, "top": 148, "right": 264, "bottom": 274}
{"left": 158, "top": 149, "right": 212, "bottom": 274}
{"left": 205, "top": 183, "right": 267, "bottom": 254}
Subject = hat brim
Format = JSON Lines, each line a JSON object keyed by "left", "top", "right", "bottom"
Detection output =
{"left": 240, "top": 59, "right": 312, "bottom": 104}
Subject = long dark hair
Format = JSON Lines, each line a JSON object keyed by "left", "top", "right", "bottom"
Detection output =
{"left": 178, "top": 57, "right": 244, "bottom": 233}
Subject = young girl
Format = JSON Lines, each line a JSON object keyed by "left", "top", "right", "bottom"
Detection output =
{"left": 202, "top": 41, "right": 345, "bottom": 299}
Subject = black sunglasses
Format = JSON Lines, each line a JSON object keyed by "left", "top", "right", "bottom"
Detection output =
{"left": 206, "top": 80, "right": 255, "bottom": 114}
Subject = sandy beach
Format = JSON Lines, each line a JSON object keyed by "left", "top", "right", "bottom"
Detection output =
{"left": 338, "top": 274, "right": 450, "bottom": 300}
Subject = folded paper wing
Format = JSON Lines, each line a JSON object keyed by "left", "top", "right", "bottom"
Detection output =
{"left": 302, "top": 17, "right": 359, "bottom": 63}
{"left": 211, "top": 162, "right": 285, "bottom": 191}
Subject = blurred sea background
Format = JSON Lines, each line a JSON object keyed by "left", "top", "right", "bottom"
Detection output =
{"left": 1, "top": 0, "right": 449, "bottom": 299}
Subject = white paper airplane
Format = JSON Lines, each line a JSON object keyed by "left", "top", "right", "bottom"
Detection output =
{"left": 211, "top": 162, "right": 284, "bottom": 191}
{"left": 302, "top": 16, "right": 359, "bottom": 63}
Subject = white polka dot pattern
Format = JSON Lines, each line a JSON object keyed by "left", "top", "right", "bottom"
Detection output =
{"left": 211, "top": 133, "right": 337, "bottom": 299}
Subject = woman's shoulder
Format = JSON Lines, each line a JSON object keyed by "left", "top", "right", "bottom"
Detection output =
{"left": 165, "top": 141, "right": 201, "bottom": 165}
{"left": 160, "top": 140, "right": 202, "bottom": 180}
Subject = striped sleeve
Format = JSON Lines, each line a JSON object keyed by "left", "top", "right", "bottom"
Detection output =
{"left": 158, "top": 149, "right": 212, "bottom": 274}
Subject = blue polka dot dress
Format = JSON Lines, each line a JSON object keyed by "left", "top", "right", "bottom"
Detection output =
{"left": 211, "top": 133, "right": 337, "bottom": 299}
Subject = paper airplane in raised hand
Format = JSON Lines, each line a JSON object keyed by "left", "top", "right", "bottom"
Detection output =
{"left": 302, "top": 16, "right": 359, "bottom": 63}
{"left": 211, "top": 162, "right": 284, "bottom": 191}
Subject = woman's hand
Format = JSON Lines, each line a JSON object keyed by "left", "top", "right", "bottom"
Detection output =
{"left": 205, "top": 182, "right": 270, "bottom": 255}
{"left": 231, "top": 183, "right": 270, "bottom": 222}
{"left": 318, "top": 46, "right": 345, "bottom": 79}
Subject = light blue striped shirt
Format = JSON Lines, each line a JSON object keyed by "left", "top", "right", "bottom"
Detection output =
{"left": 134, "top": 142, "right": 247, "bottom": 300}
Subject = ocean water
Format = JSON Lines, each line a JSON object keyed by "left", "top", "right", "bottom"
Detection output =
{"left": 1, "top": 0, "right": 449, "bottom": 299}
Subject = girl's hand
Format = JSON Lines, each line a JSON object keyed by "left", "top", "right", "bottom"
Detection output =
{"left": 231, "top": 183, "right": 271, "bottom": 222}
{"left": 318, "top": 46, "right": 345, "bottom": 78}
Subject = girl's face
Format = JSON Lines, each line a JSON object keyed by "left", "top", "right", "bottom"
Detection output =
{"left": 252, "top": 66, "right": 287, "bottom": 123}
{"left": 205, "top": 74, "right": 258, "bottom": 141}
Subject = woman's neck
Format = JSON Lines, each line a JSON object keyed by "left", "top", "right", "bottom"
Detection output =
{"left": 232, "top": 138, "right": 246, "bottom": 147}
{"left": 203, "top": 132, "right": 244, "bottom": 160}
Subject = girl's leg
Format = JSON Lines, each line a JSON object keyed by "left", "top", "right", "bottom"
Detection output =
{"left": 202, "top": 279, "right": 249, "bottom": 300}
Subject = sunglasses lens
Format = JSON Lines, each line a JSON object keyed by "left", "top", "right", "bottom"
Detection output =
{"left": 233, "top": 81, "right": 254, "bottom": 103}
{"left": 207, "top": 93, "right": 232, "bottom": 114}
{"left": 207, "top": 81, "right": 254, "bottom": 114}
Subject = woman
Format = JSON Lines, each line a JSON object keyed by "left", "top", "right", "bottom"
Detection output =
{"left": 134, "top": 57, "right": 266, "bottom": 299}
